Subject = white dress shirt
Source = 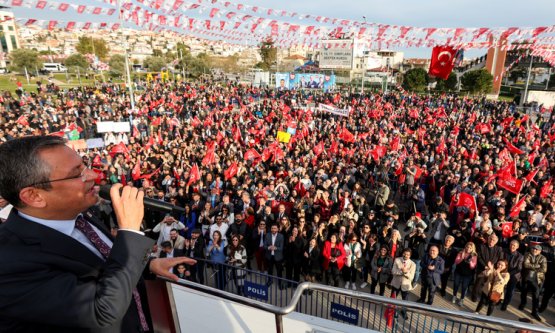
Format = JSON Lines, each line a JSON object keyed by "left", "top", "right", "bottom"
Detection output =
{"left": 19, "top": 212, "right": 143, "bottom": 259}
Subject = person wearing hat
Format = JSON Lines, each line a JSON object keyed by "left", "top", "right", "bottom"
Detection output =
{"left": 539, "top": 236, "right": 555, "bottom": 313}
{"left": 184, "top": 228, "right": 206, "bottom": 284}
{"left": 519, "top": 244, "right": 548, "bottom": 321}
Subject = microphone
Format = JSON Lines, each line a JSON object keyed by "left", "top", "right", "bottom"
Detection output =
{"left": 99, "top": 185, "right": 185, "bottom": 214}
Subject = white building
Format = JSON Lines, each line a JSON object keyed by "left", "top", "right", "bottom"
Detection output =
{"left": 318, "top": 37, "right": 403, "bottom": 83}
{"left": 0, "top": 11, "right": 20, "bottom": 68}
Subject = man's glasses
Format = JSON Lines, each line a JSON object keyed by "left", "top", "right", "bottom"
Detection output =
{"left": 26, "top": 166, "right": 90, "bottom": 188}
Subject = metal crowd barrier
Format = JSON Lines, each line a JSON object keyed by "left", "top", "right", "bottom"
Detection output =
{"left": 176, "top": 259, "right": 555, "bottom": 333}
{"left": 192, "top": 258, "right": 300, "bottom": 308}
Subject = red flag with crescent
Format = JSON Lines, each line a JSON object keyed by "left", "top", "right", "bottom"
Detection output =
{"left": 502, "top": 222, "right": 514, "bottom": 238}
{"left": 428, "top": 45, "right": 457, "bottom": 80}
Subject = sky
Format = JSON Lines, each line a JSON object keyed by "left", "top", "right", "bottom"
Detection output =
{"left": 10, "top": 0, "right": 555, "bottom": 59}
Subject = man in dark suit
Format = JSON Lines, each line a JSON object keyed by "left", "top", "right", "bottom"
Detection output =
{"left": 159, "top": 241, "right": 184, "bottom": 258}
{"left": 418, "top": 245, "right": 445, "bottom": 305}
{"left": 0, "top": 136, "right": 194, "bottom": 333}
{"left": 184, "top": 228, "right": 206, "bottom": 284}
{"left": 265, "top": 224, "right": 284, "bottom": 288}
{"left": 501, "top": 239, "right": 524, "bottom": 311}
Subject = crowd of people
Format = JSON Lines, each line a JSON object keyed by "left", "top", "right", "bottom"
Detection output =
{"left": 0, "top": 77, "right": 554, "bottom": 324}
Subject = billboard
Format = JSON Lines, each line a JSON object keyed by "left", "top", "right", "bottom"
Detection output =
{"left": 319, "top": 39, "right": 354, "bottom": 69}
{"left": 275, "top": 73, "right": 336, "bottom": 91}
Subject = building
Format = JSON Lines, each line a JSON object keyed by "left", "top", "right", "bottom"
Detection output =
{"left": 318, "top": 37, "right": 403, "bottom": 85}
{"left": 0, "top": 10, "right": 20, "bottom": 68}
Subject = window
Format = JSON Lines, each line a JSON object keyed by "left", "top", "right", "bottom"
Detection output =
{"left": 10, "top": 36, "right": 17, "bottom": 50}
{"left": 8, "top": 26, "right": 13, "bottom": 31}
{"left": 0, "top": 36, "right": 7, "bottom": 52}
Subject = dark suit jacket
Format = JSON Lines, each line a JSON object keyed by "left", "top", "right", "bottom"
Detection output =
{"left": 505, "top": 249, "right": 524, "bottom": 281}
{"left": 420, "top": 255, "right": 445, "bottom": 286}
{"left": 264, "top": 232, "right": 284, "bottom": 261}
{"left": 0, "top": 209, "right": 154, "bottom": 333}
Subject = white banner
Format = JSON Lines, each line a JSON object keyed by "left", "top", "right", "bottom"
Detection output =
{"left": 319, "top": 39, "right": 354, "bottom": 69}
{"left": 317, "top": 103, "right": 350, "bottom": 117}
{"left": 96, "top": 121, "right": 131, "bottom": 133}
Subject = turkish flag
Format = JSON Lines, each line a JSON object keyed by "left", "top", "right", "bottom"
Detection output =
{"left": 428, "top": 45, "right": 457, "bottom": 80}
{"left": 509, "top": 196, "right": 527, "bottom": 217}
{"left": 497, "top": 176, "right": 523, "bottom": 194}
{"left": 501, "top": 222, "right": 514, "bottom": 238}
{"left": 187, "top": 164, "right": 200, "bottom": 187}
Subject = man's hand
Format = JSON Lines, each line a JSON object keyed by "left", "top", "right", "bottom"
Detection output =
{"left": 150, "top": 257, "right": 197, "bottom": 282}
{"left": 110, "top": 184, "right": 144, "bottom": 231}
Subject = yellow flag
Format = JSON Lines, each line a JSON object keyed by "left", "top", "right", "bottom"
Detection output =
{"left": 276, "top": 131, "right": 291, "bottom": 143}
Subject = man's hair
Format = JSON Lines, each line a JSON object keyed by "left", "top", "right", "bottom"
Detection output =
{"left": 0, "top": 136, "right": 66, "bottom": 207}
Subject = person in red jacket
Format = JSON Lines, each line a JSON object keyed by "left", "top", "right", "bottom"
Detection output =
{"left": 322, "top": 233, "right": 346, "bottom": 287}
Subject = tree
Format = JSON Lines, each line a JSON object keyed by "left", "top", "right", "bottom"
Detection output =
{"left": 461, "top": 69, "right": 493, "bottom": 94}
{"left": 108, "top": 54, "right": 126, "bottom": 76}
{"left": 435, "top": 72, "right": 458, "bottom": 92}
{"left": 143, "top": 56, "right": 166, "bottom": 72}
{"left": 402, "top": 68, "right": 428, "bottom": 92}
{"left": 64, "top": 54, "right": 89, "bottom": 70}
{"left": 174, "top": 43, "right": 210, "bottom": 78}
{"left": 75, "top": 37, "right": 109, "bottom": 60}
{"left": 8, "top": 49, "right": 42, "bottom": 73}
{"left": 259, "top": 38, "right": 277, "bottom": 71}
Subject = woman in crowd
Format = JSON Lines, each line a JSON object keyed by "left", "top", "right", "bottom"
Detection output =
{"left": 370, "top": 246, "right": 392, "bottom": 296}
{"left": 303, "top": 238, "right": 321, "bottom": 284}
{"left": 284, "top": 226, "right": 306, "bottom": 284}
{"left": 452, "top": 242, "right": 478, "bottom": 306}
{"left": 227, "top": 235, "right": 248, "bottom": 295}
{"left": 343, "top": 233, "right": 362, "bottom": 290}
{"left": 359, "top": 230, "right": 378, "bottom": 289}
{"left": 475, "top": 259, "right": 510, "bottom": 316}
{"left": 322, "top": 233, "right": 346, "bottom": 287}
{"left": 208, "top": 230, "right": 227, "bottom": 290}
{"left": 381, "top": 229, "right": 403, "bottom": 259}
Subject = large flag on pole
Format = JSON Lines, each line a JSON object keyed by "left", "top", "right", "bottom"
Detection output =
{"left": 428, "top": 45, "right": 458, "bottom": 80}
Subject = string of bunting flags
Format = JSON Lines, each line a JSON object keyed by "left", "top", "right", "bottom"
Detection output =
{"left": 6, "top": 0, "right": 555, "bottom": 64}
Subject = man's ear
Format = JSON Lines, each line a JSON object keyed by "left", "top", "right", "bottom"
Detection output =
{"left": 19, "top": 187, "right": 47, "bottom": 208}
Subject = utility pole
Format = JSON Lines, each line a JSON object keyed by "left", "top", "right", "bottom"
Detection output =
{"left": 117, "top": 0, "right": 135, "bottom": 110}
{"left": 522, "top": 54, "right": 533, "bottom": 106}
{"left": 179, "top": 48, "right": 185, "bottom": 80}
